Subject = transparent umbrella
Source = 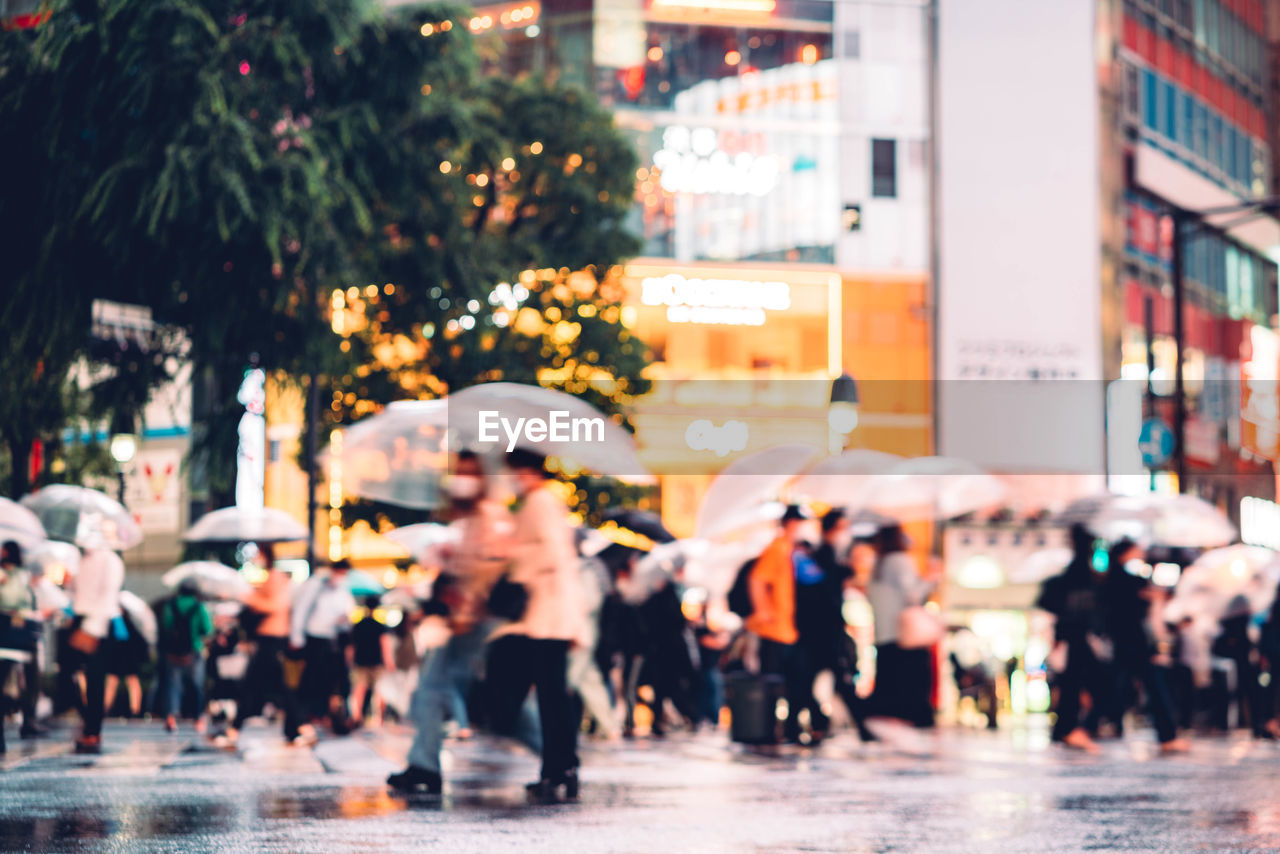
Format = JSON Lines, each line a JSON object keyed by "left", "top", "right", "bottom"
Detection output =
{"left": 384, "top": 523, "right": 458, "bottom": 564}
{"left": 118, "top": 590, "right": 157, "bottom": 646}
{"left": 184, "top": 507, "right": 309, "bottom": 543}
{"left": 1010, "top": 547, "right": 1074, "bottom": 585}
{"left": 162, "top": 561, "right": 251, "bottom": 600}
{"left": 695, "top": 444, "right": 822, "bottom": 541}
{"left": 859, "top": 456, "right": 1007, "bottom": 522}
{"left": 1057, "top": 493, "right": 1236, "bottom": 548}
{"left": 337, "top": 399, "right": 450, "bottom": 510}
{"left": 787, "top": 449, "right": 905, "bottom": 507}
{"left": 21, "top": 485, "right": 143, "bottom": 551}
{"left": 1166, "top": 545, "right": 1280, "bottom": 621}
{"left": 0, "top": 496, "right": 47, "bottom": 548}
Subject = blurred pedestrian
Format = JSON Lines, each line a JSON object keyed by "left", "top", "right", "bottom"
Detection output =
{"left": 568, "top": 551, "right": 620, "bottom": 740}
{"left": 21, "top": 557, "right": 68, "bottom": 739}
{"left": 226, "top": 548, "right": 295, "bottom": 745}
{"left": 1102, "top": 539, "right": 1188, "bottom": 753}
{"left": 485, "top": 449, "right": 587, "bottom": 802}
{"left": 389, "top": 450, "right": 519, "bottom": 794}
{"left": 746, "top": 505, "right": 810, "bottom": 743}
{"left": 157, "top": 579, "right": 213, "bottom": 733}
{"left": 802, "top": 510, "right": 877, "bottom": 743}
{"left": 1037, "top": 524, "right": 1105, "bottom": 753}
{"left": 103, "top": 607, "right": 149, "bottom": 718}
{"left": 866, "top": 524, "right": 938, "bottom": 729}
{"left": 0, "top": 541, "right": 35, "bottom": 754}
{"left": 636, "top": 569, "right": 698, "bottom": 737}
{"left": 1210, "top": 597, "right": 1268, "bottom": 737}
{"left": 349, "top": 596, "right": 394, "bottom": 728}
{"left": 67, "top": 544, "right": 125, "bottom": 754}
{"left": 290, "top": 559, "right": 357, "bottom": 741}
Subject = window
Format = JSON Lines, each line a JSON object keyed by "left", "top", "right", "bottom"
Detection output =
{"left": 1209, "top": 114, "right": 1223, "bottom": 174}
{"left": 1225, "top": 125, "right": 1237, "bottom": 184}
{"left": 1180, "top": 92, "right": 1193, "bottom": 149}
{"left": 871, "top": 138, "right": 896, "bottom": 198}
{"left": 1162, "top": 80, "right": 1176, "bottom": 140}
{"left": 1192, "top": 100, "right": 1207, "bottom": 158}
{"left": 1193, "top": 0, "right": 1205, "bottom": 45}
{"left": 1124, "top": 63, "right": 1141, "bottom": 121}
{"left": 1143, "top": 69, "right": 1159, "bottom": 130}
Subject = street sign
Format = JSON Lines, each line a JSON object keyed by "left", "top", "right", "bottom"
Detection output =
{"left": 1139, "top": 417, "right": 1175, "bottom": 468}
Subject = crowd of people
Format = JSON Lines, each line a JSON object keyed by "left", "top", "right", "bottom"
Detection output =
{"left": 7, "top": 453, "right": 1280, "bottom": 800}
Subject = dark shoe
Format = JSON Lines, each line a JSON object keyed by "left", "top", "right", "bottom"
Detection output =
{"left": 387, "top": 766, "right": 442, "bottom": 795}
{"left": 559, "top": 769, "right": 579, "bottom": 801}
{"left": 19, "top": 725, "right": 47, "bottom": 740}
{"left": 525, "top": 779, "right": 560, "bottom": 803}
{"left": 74, "top": 736, "right": 102, "bottom": 755}
{"left": 857, "top": 725, "right": 880, "bottom": 743}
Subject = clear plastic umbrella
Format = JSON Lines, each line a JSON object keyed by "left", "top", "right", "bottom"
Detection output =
{"left": 21, "top": 485, "right": 143, "bottom": 551}
{"left": 162, "top": 561, "right": 251, "bottom": 600}
{"left": 337, "top": 399, "right": 450, "bottom": 510}
{"left": 1057, "top": 493, "right": 1236, "bottom": 548}
{"left": 384, "top": 523, "right": 458, "bottom": 564}
{"left": 1010, "top": 547, "right": 1074, "bottom": 585}
{"left": 859, "top": 456, "right": 1007, "bottom": 522}
{"left": 28, "top": 539, "right": 80, "bottom": 581}
{"left": 695, "top": 444, "right": 822, "bottom": 541}
{"left": 0, "top": 496, "right": 47, "bottom": 548}
{"left": 787, "top": 449, "right": 905, "bottom": 506}
{"left": 118, "top": 590, "right": 157, "bottom": 646}
{"left": 184, "top": 507, "right": 309, "bottom": 543}
{"left": 1166, "top": 545, "right": 1280, "bottom": 621}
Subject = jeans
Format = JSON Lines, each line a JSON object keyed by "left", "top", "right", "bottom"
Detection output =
{"left": 759, "top": 638, "right": 807, "bottom": 739}
{"left": 161, "top": 655, "right": 206, "bottom": 719}
{"left": 406, "top": 623, "right": 539, "bottom": 774}
{"left": 233, "top": 637, "right": 291, "bottom": 730}
{"left": 486, "top": 635, "right": 577, "bottom": 781}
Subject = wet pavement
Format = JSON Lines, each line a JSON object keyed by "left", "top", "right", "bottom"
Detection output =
{"left": 2, "top": 720, "right": 1279, "bottom": 852}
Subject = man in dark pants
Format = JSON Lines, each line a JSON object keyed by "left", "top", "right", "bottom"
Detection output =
{"left": 67, "top": 546, "right": 125, "bottom": 754}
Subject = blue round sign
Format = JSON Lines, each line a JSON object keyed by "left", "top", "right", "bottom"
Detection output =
{"left": 1139, "top": 418, "right": 1175, "bottom": 468}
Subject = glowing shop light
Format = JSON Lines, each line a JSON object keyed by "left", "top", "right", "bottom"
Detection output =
{"left": 652, "top": 125, "right": 779, "bottom": 197}
{"left": 641, "top": 273, "right": 790, "bottom": 326}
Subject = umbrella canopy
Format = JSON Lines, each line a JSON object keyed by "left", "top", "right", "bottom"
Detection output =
{"left": 602, "top": 509, "right": 675, "bottom": 546}
{"left": 448, "top": 383, "right": 653, "bottom": 483}
{"left": 28, "top": 539, "right": 80, "bottom": 579}
{"left": 21, "top": 485, "right": 143, "bottom": 551}
{"left": 625, "top": 539, "right": 702, "bottom": 604}
{"left": 0, "top": 496, "right": 47, "bottom": 549}
{"left": 118, "top": 590, "right": 157, "bottom": 646}
{"left": 1057, "top": 493, "right": 1237, "bottom": 548}
{"left": 384, "top": 523, "right": 458, "bottom": 563}
{"left": 859, "top": 456, "right": 1007, "bottom": 522}
{"left": 1166, "top": 545, "right": 1280, "bottom": 621}
{"left": 184, "top": 507, "right": 309, "bottom": 543}
{"left": 162, "top": 561, "right": 251, "bottom": 600}
{"left": 683, "top": 531, "right": 775, "bottom": 595}
{"left": 346, "top": 569, "right": 387, "bottom": 597}
{"left": 1010, "top": 547, "right": 1074, "bottom": 586}
{"left": 695, "top": 444, "right": 822, "bottom": 541}
{"left": 337, "top": 399, "right": 450, "bottom": 510}
{"left": 787, "top": 449, "right": 905, "bottom": 506}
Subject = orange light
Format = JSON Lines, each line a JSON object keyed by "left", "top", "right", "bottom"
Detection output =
{"left": 800, "top": 43, "right": 818, "bottom": 65}
{"left": 725, "top": 49, "right": 741, "bottom": 66}
{"left": 647, "top": 45, "right": 664, "bottom": 62}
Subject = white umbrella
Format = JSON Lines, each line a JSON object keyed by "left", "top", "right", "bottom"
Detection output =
{"left": 787, "top": 449, "right": 905, "bottom": 506}
{"left": 1060, "top": 493, "right": 1236, "bottom": 548}
{"left": 384, "top": 523, "right": 458, "bottom": 563}
{"left": 162, "top": 561, "right": 251, "bottom": 600}
{"left": 28, "top": 539, "right": 80, "bottom": 578}
{"left": 1167, "top": 545, "right": 1280, "bottom": 620}
{"left": 859, "top": 456, "right": 1007, "bottom": 522}
{"left": 448, "top": 382, "right": 653, "bottom": 483}
{"left": 21, "top": 485, "right": 143, "bottom": 551}
{"left": 1010, "top": 547, "right": 1074, "bottom": 585}
{"left": 694, "top": 444, "right": 822, "bottom": 541}
{"left": 338, "top": 399, "right": 450, "bottom": 510}
{"left": 117, "top": 590, "right": 157, "bottom": 646}
{"left": 184, "top": 506, "right": 309, "bottom": 543}
{"left": 0, "top": 496, "right": 47, "bottom": 548}
{"left": 683, "top": 531, "right": 775, "bottom": 595}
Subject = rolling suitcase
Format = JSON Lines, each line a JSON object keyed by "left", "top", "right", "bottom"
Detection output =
{"left": 725, "top": 671, "right": 784, "bottom": 745}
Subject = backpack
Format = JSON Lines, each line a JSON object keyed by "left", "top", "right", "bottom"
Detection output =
{"left": 727, "top": 558, "right": 757, "bottom": 619}
{"left": 161, "top": 598, "right": 196, "bottom": 657}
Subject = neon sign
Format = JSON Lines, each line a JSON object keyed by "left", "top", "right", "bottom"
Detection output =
{"left": 651, "top": 126, "right": 780, "bottom": 197}
{"left": 641, "top": 273, "right": 791, "bottom": 326}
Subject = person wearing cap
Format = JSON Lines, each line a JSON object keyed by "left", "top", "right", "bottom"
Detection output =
{"left": 747, "top": 504, "right": 811, "bottom": 743}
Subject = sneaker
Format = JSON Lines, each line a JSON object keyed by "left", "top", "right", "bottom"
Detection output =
{"left": 387, "top": 766, "right": 443, "bottom": 794}
{"left": 74, "top": 736, "right": 102, "bottom": 755}
{"left": 1159, "top": 738, "right": 1191, "bottom": 754}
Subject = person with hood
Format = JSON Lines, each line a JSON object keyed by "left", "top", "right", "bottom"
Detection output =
{"left": 1036, "top": 524, "right": 1106, "bottom": 752}
{"left": 158, "top": 578, "right": 214, "bottom": 733}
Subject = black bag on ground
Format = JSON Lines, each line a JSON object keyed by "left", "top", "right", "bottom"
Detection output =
{"left": 487, "top": 575, "right": 529, "bottom": 622}
{"left": 724, "top": 671, "right": 784, "bottom": 745}
{"left": 726, "top": 559, "right": 757, "bottom": 619}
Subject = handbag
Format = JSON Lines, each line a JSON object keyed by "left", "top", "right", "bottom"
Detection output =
{"left": 898, "top": 605, "right": 944, "bottom": 649}
{"left": 486, "top": 574, "right": 529, "bottom": 622}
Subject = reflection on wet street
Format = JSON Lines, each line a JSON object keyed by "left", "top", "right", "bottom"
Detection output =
{"left": 3, "top": 722, "right": 1280, "bottom": 852}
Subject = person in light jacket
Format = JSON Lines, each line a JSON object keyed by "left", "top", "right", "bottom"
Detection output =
{"left": 866, "top": 524, "right": 937, "bottom": 728}
{"left": 486, "top": 448, "right": 588, "bottom": 802}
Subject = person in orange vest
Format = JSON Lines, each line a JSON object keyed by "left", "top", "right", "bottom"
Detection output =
{"left": 746, "top": 505, "right": 812, "bottom": 743}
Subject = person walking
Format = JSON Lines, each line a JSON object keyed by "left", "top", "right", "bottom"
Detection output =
{"left": 485, "top": 449, "right": 588, "bottom": 802}
{"left": 290, "top": 559, "right": 357, "bottom": 740}
{"left": 636, "top": 570, "right": 699, "bottom": 737}
{"left": 865, "top": 524, "right": 938, "bottom": 729}
{"left": 157, "top": 579, "right": 213, "bottom": 733}
{"left": 1210, "top": 597, "right": 1268, "bottom": 737}
{"left": 225, "top": 551, "right": 294, "bottom": 746}
{"left": 67, "top": 545, "right": 125, "bottom": 754}
{"left": 801, "top": 510, "right": 877, "bottom": 743}
{"left": 1037, "top": 524, "right": 1106, "bottom": 753}
{"left": 349, "top": 596, "right": 394, "bottom": 728}
{"left": 103, "top": 608, "right": 149, "bottom": 719}
{"left": 388, "top": 451, "right": 524, "bottom": 794}
{"left": 0, "top": 542, "right": 36, "bottom": 754}
{"left": 568, "top": 551, "right": 621, "bottom": 741}
{"left": 1101, "top": 539, "right": 1188, "bottom": 753}
{"left": 746, "top": 505, "right": 810, "bottom": 744}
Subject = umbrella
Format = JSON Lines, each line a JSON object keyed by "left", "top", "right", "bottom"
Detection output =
{"left": 118, "top": 590, "right": 157, "bottom": 646}
{"left": 384, "top": 523, "right": 458, "bottom": 562}
{"left": 787, "top": 449, "right": 905, "bottom": 506}
{"left": 346, "top": 569, "right": 387, "bottom": 597}
{"left": 1010, "top": 547, "right": 1074, "bottom": 585}
{"left": 0, "top": 496, "right": 47, "bottom": 548}
{"left": 21, "top": 485, "right": 143, "bottom": 551}
{"left": 28, "top": 539, "right": 80, "bottom": 578}
{"left": 683, "top": 531, "right": 775, "bottom": 595}
{"left": 602, "top": 509, "right": 675, "bottom": 546}
{"left": 337, "top": 399, "right": 450, "bottom": 510}
{"left": 695, "top": 444, "right": 822, "bottom": 541}
{"left": 859, "top": 456, "right": 1007, "bottom": 522}
{"left": 625, "top": 539, "right": 702, "bottom": 604}
{"left": 1057, "top": 493, "right": 1236, "bottom": 548}
{"left": 448, "top": 383, "right": 653, "bottom": 483}
{"left": 184, "top": 506, "right": 309, "bottom": 543}
{"left": 162, "top": 561, "right": 251, "bottom": 600}
{"left": 1166, "top": 545, "right": 1280, "bottom": 621}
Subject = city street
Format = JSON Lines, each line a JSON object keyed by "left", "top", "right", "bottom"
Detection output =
{"left": 3, "top": 722, "right": 1279, "bottom": 852}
